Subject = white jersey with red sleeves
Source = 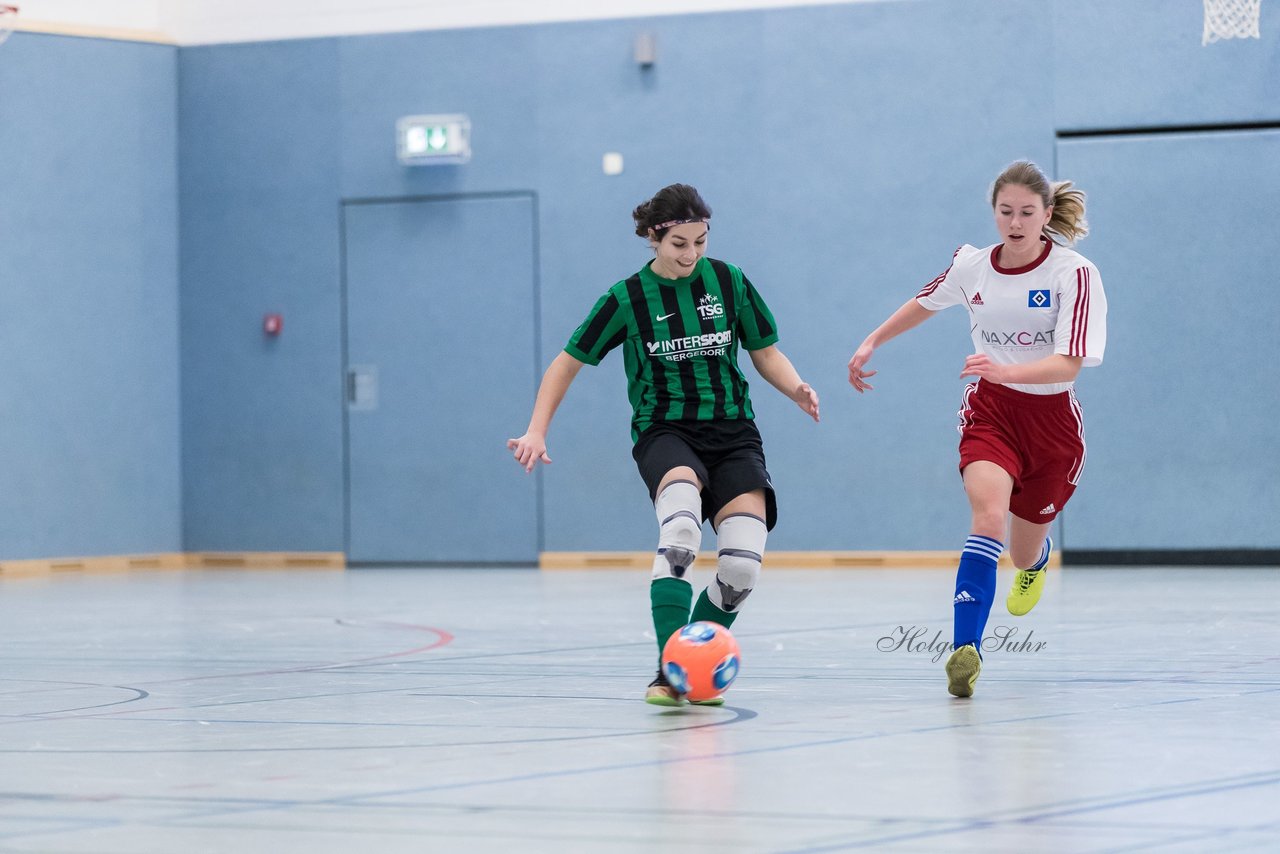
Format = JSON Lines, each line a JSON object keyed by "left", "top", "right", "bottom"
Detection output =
{"left": 915, "top": 239, "right": 1107, "bottom": 395}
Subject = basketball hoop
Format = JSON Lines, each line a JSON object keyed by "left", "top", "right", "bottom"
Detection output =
{"left": 0, "top": 5, "right": 18, "bottom": 46}
{"left": 1203, "top": 0, "right": 1262, "bottom": 43}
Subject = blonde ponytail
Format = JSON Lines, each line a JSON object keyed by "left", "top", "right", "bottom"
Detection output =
{"left": 1047, "top": 180, "right": 1088, "bottom": 244}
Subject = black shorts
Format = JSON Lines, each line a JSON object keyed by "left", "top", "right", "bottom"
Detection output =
{"left": 632, "top": 419, "right": 777, "bottom": 531}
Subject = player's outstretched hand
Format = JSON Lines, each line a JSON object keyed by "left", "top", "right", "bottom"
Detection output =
{"left": 848, "top": 345, "right": 877, "bottom": 393}
{"left": 960, "top": 354, "right": 1009, "bottom": 383}
{"left": 793, "top": 382, "right": 820, "bottom": 422}
{"left": 507, "top": 433, "right": 551, "bottom": 473}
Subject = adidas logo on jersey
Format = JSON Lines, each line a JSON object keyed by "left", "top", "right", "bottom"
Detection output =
{"left": 1039, "top": 503, "right": 1056, "bottom": 515}
{"left": 954, "top": 590, "right": 977, "bottom": 605}
{"left": 970, "top": 292, "right": 984, "bottom": 305}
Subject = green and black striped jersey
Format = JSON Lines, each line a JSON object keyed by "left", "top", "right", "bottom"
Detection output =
{"left": 565, "top": 257, "right": 779, "bottom": 442}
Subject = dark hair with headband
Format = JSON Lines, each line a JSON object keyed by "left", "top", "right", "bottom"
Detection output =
{"left": 632, "top": 183, "right": 712, "bottom": 239}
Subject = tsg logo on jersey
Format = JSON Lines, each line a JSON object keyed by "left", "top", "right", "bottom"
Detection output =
{"left": 696, "top": 293, "right": 724, "bottom": 320}
{"left": 1028, "top": 289, "right": 1051, "bottom": 308}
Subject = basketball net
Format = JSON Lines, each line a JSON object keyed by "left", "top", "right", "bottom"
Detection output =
{"left": 0, "top": 4, "right": 17, "bottom": 46}
{"left": 1203, "top": 0, "right": 1262, "bottom": 43}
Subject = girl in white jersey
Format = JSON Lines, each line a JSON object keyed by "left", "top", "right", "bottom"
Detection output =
{"left": 848, "top": 161, "right": 1108, "bottom": 698}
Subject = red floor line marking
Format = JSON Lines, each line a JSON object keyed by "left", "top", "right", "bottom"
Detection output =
{"left": 4, "top": 624, "right": 457, "bottom": 723}
{"left": 152, "top": 623, "right": 456, "bottom": 684}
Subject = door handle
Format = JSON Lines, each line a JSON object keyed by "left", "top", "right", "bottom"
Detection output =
{"left": 347, "top": 365, "right": 378, "bottom": 410}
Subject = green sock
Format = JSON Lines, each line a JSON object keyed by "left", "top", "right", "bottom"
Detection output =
{"left": 650, "top": 577, "right": 693, "bottom": 659}
{"left": 690, "top": 587, "right": 738, "bottom": 629}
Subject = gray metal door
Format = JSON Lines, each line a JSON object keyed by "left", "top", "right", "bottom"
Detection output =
{"left": 343, "top": 194, "right": 539, "bottom": 563}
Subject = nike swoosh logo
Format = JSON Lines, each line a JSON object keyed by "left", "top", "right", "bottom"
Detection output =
{"left": 656, "top": 312, "right": 676, "bottom": 321}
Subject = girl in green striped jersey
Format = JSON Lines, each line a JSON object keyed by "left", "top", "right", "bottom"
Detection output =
{"left": 509, "top": 184, "right": 819, "bottom": 705}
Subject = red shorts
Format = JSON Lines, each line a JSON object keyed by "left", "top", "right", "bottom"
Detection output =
{"left": 956, "top": 380, "right": 1086, "bottom": 523}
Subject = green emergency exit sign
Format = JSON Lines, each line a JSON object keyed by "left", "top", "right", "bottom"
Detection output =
{"left": 397, "top": 114, "right": 471, "bottom": 165}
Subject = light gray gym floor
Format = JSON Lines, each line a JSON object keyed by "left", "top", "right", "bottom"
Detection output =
{"left": 1, "top": 565, "right": 1277, "bottom": 853}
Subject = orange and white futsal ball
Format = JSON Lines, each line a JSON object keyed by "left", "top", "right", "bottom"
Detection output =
{"left": 661, "top": 621, "right": 741, "bottom": 701}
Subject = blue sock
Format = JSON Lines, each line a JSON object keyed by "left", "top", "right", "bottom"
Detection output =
{"left": 953, "top": 535, "right": 1003, "bottom": 649}
{"left": 1027, "top": 535, "right": 1052, "bottom": 572}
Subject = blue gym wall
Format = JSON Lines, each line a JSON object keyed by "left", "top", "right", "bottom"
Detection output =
{"left": 177, "top": 0, "right": 1279, "bottom": 557}
{"left": 178, "top": 39, "right": 344, "bottom": 551}
{"left": 0, "top": 35, "right": 180, "bottom": 560}
{"left": 2, "top": 0, "right": 1275, "bottom": 561}
{"left": 1053, "top": 0, "right": 1280, "bottom": 549}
